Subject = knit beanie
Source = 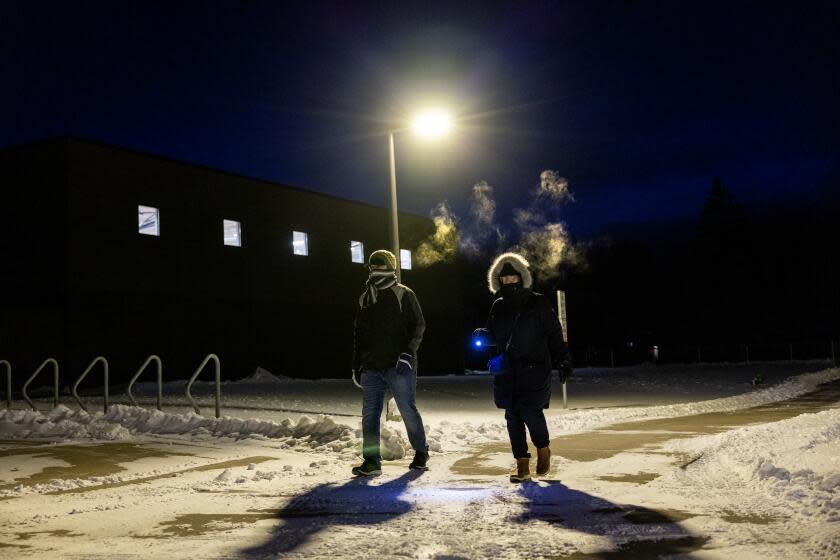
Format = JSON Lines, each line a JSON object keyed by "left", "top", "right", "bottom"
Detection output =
{"left": 369, "top": 249, "right": 397, "bottom": 270}
{"left": 498, "top": 262, "right": 521, "bottom": 279}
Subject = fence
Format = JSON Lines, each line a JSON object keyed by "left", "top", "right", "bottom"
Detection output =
{"left": 573, "top": 340, "right": 837, "bottom": 368}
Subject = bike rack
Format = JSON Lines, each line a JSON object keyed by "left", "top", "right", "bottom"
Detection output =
{"left": 126, "top": 355, "right": 163, "bottom": 411}
{"left": 1, "top": 360, "right": 10, "bottom": 409}
{"left": 71, "top": 356, "right": 109, "bottom": 413}
{"left": 185, "top": 353, "right": 221, "bottom": 418}
{"left": 22, "top": 358, "right": 59, "bottom": 411}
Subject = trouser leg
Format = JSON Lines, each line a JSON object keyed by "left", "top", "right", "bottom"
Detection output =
{"left": 505, "top": 407, "right": 530, "bottom": 458}
{"left": 387, "top": 367, "right": 428, "bottom": 453}
{"left": 361, "top": 370, "right": 387, "bottom": 460}
{"left": 520, "top": 406, "right": 550, "bottom": 449}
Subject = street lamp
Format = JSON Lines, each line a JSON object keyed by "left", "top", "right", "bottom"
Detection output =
{"left": 388, "top": 110, "right": 453, "bottom": 281}
{"left": 412, "top": 110, "right": 453, "bottom": 139}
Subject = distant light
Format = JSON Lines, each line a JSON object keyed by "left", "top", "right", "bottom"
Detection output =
{"left": 412, "top": 110, "right": 453, "bottom": 139}
{"left": 470, "top": 328, "right": 493, "bottom": 352}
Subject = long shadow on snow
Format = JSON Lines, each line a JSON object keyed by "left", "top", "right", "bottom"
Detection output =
{"left": 239, "top": 469, "right": 423, "bottom": 557}
{"left": 516, "top": 480, "right": 709, "bottom": 559}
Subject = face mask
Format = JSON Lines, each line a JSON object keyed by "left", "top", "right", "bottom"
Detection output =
{"left": 500, "top": 282, "right": 523, "bottom": 299}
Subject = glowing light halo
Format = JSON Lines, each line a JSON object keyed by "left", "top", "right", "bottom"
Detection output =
{"left": 411, "top": 110, "right": 453, "bottom": 139}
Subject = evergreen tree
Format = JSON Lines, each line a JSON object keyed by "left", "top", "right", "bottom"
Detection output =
{"left": 693, "top": 178, "right": 750, "bottom": 342}
{"left": 698, "top": 178, "right": 745, "bottom": 247}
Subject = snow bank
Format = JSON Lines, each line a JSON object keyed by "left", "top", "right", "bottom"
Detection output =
{"left": 131, "top": 366, "right": 293, "bottom": 394}
{"left": 665, "top": 407, "right": 840, "bottom": 518}
{"left": 656, "top": 406, "right": 840, "bottom": 558}
{"left": 419, "top": 367, "right": 840, "bottom": 452}
{"left": 0, "top": 405, "right": 350, "bottom": 453}
{"left": 550, "top": 367, "right": 840, "bottom": 434}
{"left": 226, "top": 366, "right": 290, "bottom": 385}
{"left": 0, "top": 404, "right": 415, "bottom": 461}
{"left": 2, "top": 368, "right": 837, "bottom": 461}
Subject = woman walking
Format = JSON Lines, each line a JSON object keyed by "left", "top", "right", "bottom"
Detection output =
{"left": 484, "top": 252, "right": 572, "bottom": 482}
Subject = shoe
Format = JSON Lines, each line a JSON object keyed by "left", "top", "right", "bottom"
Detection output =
{"left": 351, "top": 458, "right": 382, "bottom": 477}
{"left": 409, "top": 451, "right": 429, "bottom": 471}
{"left": 536, "top": 446, "right": 551, "bottom": 476}
{"left": 510, "top": 457, "right": 531, "bottom": 483}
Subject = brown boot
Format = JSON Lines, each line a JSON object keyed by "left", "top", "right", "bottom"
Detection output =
{"left": 510, "top": 457, "right": 531, "bottom": 483}
{"left": 536, "top": 446, "right": 551, "bottom": 476}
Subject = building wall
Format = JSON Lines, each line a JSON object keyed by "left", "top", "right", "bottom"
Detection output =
{"left": 0, "top": 141, "right": 68, "bottom": 377}
{"left": 1, "top": 138, "right": 463, "bottom": 389}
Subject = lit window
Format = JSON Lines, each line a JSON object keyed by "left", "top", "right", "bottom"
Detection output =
{"left": 223, "top": 219, "right": 241, "bottom": 247}
{"left": 292, "top": 231, "right": 308, "bottom": 256}
{"left": 400, "top": 249, "right": 412, "bottom": 270}
{"left": 350, "top": 241, "right": 364, "bottom": 263}
{"left": 138, "top": 205, "right": 160, "bottom": 236}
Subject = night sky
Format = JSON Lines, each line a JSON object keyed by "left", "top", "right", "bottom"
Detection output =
{"left": 2, "top": 1, "right": 838, "bottom": 238}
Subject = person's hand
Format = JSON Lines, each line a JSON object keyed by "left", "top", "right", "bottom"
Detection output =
{"left": 559, "top": 364, "right": 572, "bottom": 384}
{"left": 396, "top": 353, "right": 414, "bottom": 374}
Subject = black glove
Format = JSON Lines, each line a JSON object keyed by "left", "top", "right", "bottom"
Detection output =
{"left": 559, "top": 363, "right": 572, "bottom": 383}
{"left": 396, "top": 353, "right": 414, "bottom": 375}
{"left": 351, "top": 356, "right": 363, "bottom": 387}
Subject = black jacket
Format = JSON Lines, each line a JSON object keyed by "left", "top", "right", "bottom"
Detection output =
{"left": 487, "top": 288, "right": 570, "bottom": 409}
{"left": 353, "top": 284, "right": 425, "bottom": 372}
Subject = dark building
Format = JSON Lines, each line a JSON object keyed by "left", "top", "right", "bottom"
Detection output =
{"left": 0, "top": 138, "right": 463, "bottom": 389}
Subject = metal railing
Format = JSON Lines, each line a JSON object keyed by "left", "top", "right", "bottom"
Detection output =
{"left": 659, "top": 341, "right": 835, "bottom": 365}
{"left": 22, "top": 358, "right": 59, "bottom": 411}
{"left": 71, "top": 356, "right": 109, "bottom": 413}
{"left": 1, "top": 360, "right": 10, "bottom": 409}
{"left": 572, "top": 340, "right": 838, "bottom": 368}
{"left": 126, "top": 355, "right": 163, "bottom": 411}
{"left": 185, "top": 353, "right": 221, "bottom": 418}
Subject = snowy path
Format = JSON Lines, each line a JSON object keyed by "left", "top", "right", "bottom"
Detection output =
{"left": 1, "top": 365, "right": 838, "bottom": 558}
{"left": 0, "top": 440, "right": 723, "bottom": 558}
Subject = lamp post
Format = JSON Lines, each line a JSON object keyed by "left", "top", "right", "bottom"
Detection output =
{"left": 388, "top": 131, "right": 400, "bottom": 281}
{"left": 387, "top": 110, "right": 452, "bottom": 282}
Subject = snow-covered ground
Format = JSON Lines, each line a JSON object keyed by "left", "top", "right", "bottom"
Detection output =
{"left": 1, "top": 362, "right": 838, "bottom": 558}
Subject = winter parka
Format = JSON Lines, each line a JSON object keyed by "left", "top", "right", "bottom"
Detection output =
{"left": 353, "top": 284, "right": 425, "bottom": 372}
{"left": 485, "top": 253, "right": 571, "bottom": 409}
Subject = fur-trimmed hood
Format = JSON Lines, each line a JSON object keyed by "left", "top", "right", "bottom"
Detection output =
{"left": 487, "top": 252, "right": 532, "bottom": 293}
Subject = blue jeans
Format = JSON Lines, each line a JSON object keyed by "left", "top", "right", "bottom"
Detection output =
{"left": 361, "top": 367, "right": 428, "bottom": 461}
{"left": 505, "top": 405, "right": 550, "bottom": 459}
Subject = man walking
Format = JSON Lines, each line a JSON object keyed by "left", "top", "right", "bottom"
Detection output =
{"left": 352, "top": 249, "right": 429, "bottom": 476}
